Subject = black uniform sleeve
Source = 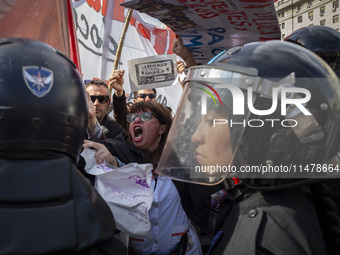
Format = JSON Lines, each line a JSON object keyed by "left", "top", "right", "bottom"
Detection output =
{"left": 112, "top": 91, "right": 128, "bottom": 131}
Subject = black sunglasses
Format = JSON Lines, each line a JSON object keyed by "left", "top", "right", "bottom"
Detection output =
{"left": 90, "top": 95, "right": 109, "bottom": 103}
{"left": 126, "top": 112, "right": 161, "bottom": 123}
{"left": 137, "top": 93, "right": 156, "bottom": 99}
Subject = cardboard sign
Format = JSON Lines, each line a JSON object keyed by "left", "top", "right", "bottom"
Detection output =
{"left": 128, "top": 54, "right": 178, "bottom": 91}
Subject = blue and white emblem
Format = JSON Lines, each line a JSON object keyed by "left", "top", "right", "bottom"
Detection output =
{"left": 23, "top": 66, "right": 53, "bottom": 97}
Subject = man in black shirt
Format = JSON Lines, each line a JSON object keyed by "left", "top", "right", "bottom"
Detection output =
{"left": 86, "top": 79, "right": 126, "bottom": 138}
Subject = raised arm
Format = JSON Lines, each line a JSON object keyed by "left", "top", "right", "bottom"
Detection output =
{"left": 109, "top": 70, "right": 129, "bottom": 130}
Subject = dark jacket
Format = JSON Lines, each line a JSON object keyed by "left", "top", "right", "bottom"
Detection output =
{"left": 0, "top": 154, "right": 126, "bottom": 254}
{"left": 209, "top": 185, "right": 327, "bottom": 255}
{"left": 112, "top": 91, "right": 128, "bottom": 131}
{"left": 100, "top": 114, "right": 127, "bottom": 138}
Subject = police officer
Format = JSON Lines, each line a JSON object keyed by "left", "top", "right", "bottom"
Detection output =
{"left": 285, "top": 25, "right": 340, "bottom": 77}
{"left": 0, "top": 38, "right": 126, "bottom": 254}
{"left": 157, "top": 40, "right": 340, "bottom": 254}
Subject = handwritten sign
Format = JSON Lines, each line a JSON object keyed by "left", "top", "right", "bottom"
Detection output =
{"left": 122, "top": 0, "right": 281, "bottom": 64}
{"left": 128, "top": 54, "right": 178, "bottom": 92}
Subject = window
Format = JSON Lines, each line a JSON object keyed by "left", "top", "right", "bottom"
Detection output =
{"left": 298, "top": 16, "right": 303, "bottom": 23}
{"left": 334, "top": 14, "right": 339, "bottom": 23}
{"left": 320, "top": 6, "right": 325, "bottom": 16}
{"left": 309, "top": 11, "right": 314, "bottom": 20}
{"left": 296, "top": 4, "right": 302, "bottom": 13}
{"left": 307, "top": 0, "right": 313, "bottom": 7}
{"left": 320, "top": 19, "right": 326, "bottom": 25}
{"left": 281, "top": 22, "right": 285, "bottom": 29}
{"left": 333, "top": 1, "right": 339, "bottom": 11}
{"left": 281, "top": 34, "right": 286, "bottom": 40}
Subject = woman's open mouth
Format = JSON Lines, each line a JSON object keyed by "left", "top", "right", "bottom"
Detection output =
{"left": 134, "top": 126, "right": 143, "bottom": 142}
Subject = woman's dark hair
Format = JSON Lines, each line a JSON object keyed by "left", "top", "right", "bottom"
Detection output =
{"left": 129, "top": 101, "right": 172, "bottom": 168}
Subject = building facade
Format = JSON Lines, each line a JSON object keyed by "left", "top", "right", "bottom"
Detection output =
{"left": 275, "top": 0, "right": 340, "bottom": 39}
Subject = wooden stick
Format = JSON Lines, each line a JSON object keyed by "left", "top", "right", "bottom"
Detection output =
{"left": 109, "top": 8, "right": 133, "bottom": 95}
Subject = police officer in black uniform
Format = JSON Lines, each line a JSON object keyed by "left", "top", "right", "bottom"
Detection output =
{"left": 285, "top": 25, "right": 340, "bottom": 77}
{"left": 0, "top": 38, "right": 126, "bottom": 254}
{"left": 156, "top": 40, "right": 340, "bottom": 255}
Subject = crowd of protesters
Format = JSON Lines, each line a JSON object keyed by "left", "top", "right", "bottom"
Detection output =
{"left": 2, "top": 26, "right": 340, "bottom": 255}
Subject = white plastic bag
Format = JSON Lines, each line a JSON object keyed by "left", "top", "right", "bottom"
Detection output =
{"left": 81, "top": 148, "right": 153, "bottom": 239}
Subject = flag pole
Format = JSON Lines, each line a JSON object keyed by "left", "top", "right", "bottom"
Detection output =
{"left": 109, "top": 8, "right": 133, "bottom": 95}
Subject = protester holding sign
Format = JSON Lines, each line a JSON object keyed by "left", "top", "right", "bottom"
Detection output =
{"left": 109, "top": 69, "right": 157, "bottom": 130}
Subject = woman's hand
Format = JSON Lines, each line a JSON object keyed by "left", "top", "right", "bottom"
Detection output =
{"left": 83, "top": 139, "right": 118, "bottom": 167}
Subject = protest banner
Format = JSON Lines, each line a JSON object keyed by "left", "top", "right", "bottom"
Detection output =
{"left": 122, "top": 0, "right": 281, "bottom": 64}
{"left": 72, "top": 0, "right": 182, "bottom": 112}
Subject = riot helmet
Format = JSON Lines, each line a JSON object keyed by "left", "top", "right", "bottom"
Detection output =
{"left": 0, "top": 38, "right": 87, "bottom": 161}
{"left": 156, "top": 41, "right": 340, "bottom": 186}
{"left": 285, "top": 25, "right": 340, "bottom": 77}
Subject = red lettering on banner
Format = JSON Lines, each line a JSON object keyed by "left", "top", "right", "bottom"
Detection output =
{"left": 226, "top": 11, "right": 248, "bottom": 21}
{"left": 223, "top": 11, "right": 252, "bottom": 29}
{"left": 231, "top": 21, "right": 252, "bottom": 27}
{"left": 178, "top": 0, "right": 231, "bottom": 19}
{"left": 195, "top": 9, "right": 219, "bottom": 19}
{"left": 211, "top": 2, "right": 230, "bottom": 11}
{"left": 241, "top": 3, "right": 271, "bottom": 8}
{"left": 253, "top": 12, "right": 280, "bottom": 36}
{"left": 87, "top": 0, "right": 101, "bottom": 12}
{"left": 235, "top": 27, "right": 249, "bottom": 31}
{"left": 87, "top": 0, "right": 125, "bottom": 22}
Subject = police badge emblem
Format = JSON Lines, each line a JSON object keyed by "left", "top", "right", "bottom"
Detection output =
{"left": 23, "top": 66, "right": 53, "bottom": 97}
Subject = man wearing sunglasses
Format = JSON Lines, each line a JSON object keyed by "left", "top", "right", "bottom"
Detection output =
{"left": 85, "top": 80, "right": 126, "bottom": 139}
{"left": 133, "top": 89, "right": 157, "bottom": 103}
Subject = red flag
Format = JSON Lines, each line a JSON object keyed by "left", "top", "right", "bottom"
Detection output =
{"left": 0, "top": 0, "right": 81, "bottom": 71}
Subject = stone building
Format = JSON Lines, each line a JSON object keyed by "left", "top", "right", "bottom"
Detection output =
{"left": 275, "top": 0, "right": 339, "bottom": 39}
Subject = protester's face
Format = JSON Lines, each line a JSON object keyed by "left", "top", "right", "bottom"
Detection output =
{"left": 191, "top": 111, "right": 232, "bottom": 167}
{"left": 86, "top": 85, "right": 110, "bottom": 123}
{"left": 128, "top": 109, "right": 166, "bottom": 152}
{"left": 134, "top": 89, "right": 157, "bottom": 102}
